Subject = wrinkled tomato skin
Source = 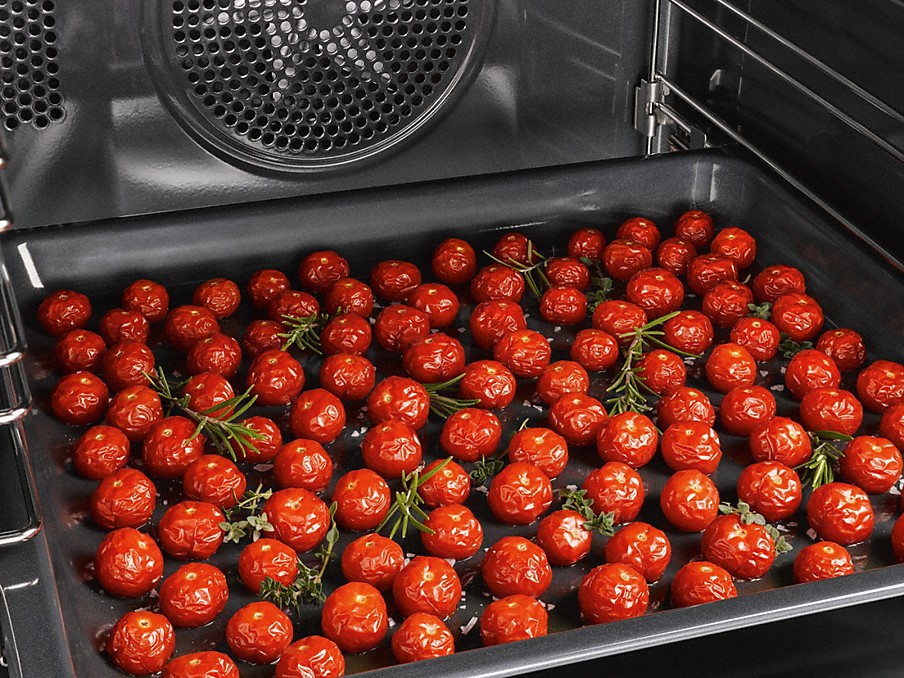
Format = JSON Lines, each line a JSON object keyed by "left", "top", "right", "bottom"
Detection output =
{"left": 289, "top": 388, "right": 346, "bottom": 443}
{"left": 625, "top": 267, "right": 684, "bottom": 318}
{"left": 545, "top": 257, "right": 590, "bottom": 290}
{"left": 785, "top": 349, "right": 841, "bottom": 400}
{"left": 700, "top": 513, "right": 776, "bottom": 580}
{"left": 671, "top": 561, "right": 737, "bottom": 607}
{"left": 772, "top": 293, "right": 824, "bottom": 343}
{"left": 143, "top": 416, "right": 206, "bottom": 479}
{"left": 299, "top": 250, "right": 350, "bottom": 294}
{"left": 163, "top": 651, "right": 239, "bottom": 678}
{"left": 719, "top": 385, "right": 777, "bottom": 436}
{"left": 362, "top": 418, "right": 423, "bottom": 477}
{"left": 181, "top": 372, "right": 235, "bottom": 419}
{"left": 94, "top": 527, "right": 164, "bottom": 598}
{"left": 332, "top": 469, "right": 391, "bottom": 531}
{"left": 38, "top": 289, "right": 92, "bottom": 336}
{"left": 469, "top": 300, "right": 527, "bottom": 350}
{"left": 238, "top": 413, "right": 286, "bottom": 464}
{"left": 123, "top": 279, "right": 170, "bottom": 323}
{"left": 730, "top": 317, "right": 781, "bottom": 362}
{"left": 592, "top": 300, "right": 647, "bottom": 346}
{"left": 879, "top": 403, "right": 904, "bottom": 450}
{"left": 246, "top": 269, "right": 290, "bottom": 309}
{"left": 440, "top": 407, "right": 502, "bottom": 463}
{"left": 816, "top": 328, "right": 867, "bottom": 372}
{"left": 736, "top": 461, "right": 802, "bottom": 523}
{"left": 419, "top": 458, "right": 471, "bottom": 508}
{"left": 241, "top": 319, "right": 284, "bottom": 359}
{"left": 751, "top": 265, "right": 806, "bottom": 304}
{"left": 617, "top": 216, "right": 661, "bottom": 250}
{"left": 807, "top": 482, "right": 875, "bottom": 545}
{"left": 493, "top": 232, "right": 536, "bottom": 266}
{"left": 158, "top": 562, "right": 229, "bottom": 628}
{"left": 320, "top": 313, "right": 372, "bottom": 356}
{"left": 686, "top": 254, "right": 738, "bottom": 296}
{"left": 238, "top": 538, "right": 300, "bottom": 593}
{"left": 263, "top": 487, "right": 331, "bottom": 553}
{"left": 193, "top": 278, "right": 241, "bottom": 319}
{"left": 507, "top": 426, "right": 569, "bottom": 479}
{"left": 183, "top": 455, "right": 247, "bottom": 509}
{"left": 55, "top": 329, "right": 107, "bottom": 373}
{"left": 470, "top": 264, "right": 525, "bottom": 304}
{"left": 321, "top": 582, "right": 389, "bottom": 654}
{"left": 636, "top": 349, "right": 686, "bottom": 395}
{"left": 371, "top": 260, "right": 422, "bottom": 303}
{"left": 481, "top": 536, "right": 552, "bottom": 599}
{"left": 273, "top": 438, "right": 333, "bottom": 492}
{"left": 711, "top": 227, "right": 757, "bottom": 269}
{"left": 536, "top": 360, "right": 589, "bottom": 405}
{"left": 793, "top": 542, "right": 855, "bottom": 583}
{"left": 581, "top": 461, "right": 644, "bottom": 524}
{"left": 660, "top": 469, "right": 719, "bottom": 532}
{"left": 674, "top": 210, "right": 715, "bottom": 248}
{"left": 403, "top": 334, "right": 465, "bottom": 384}
{"left": 660, "top": 421, "right": 722, "bottom": 475}
{"left": 662, "top": 310, "right": 714, "bottom": 356}
{"left": 51, "top": 371, "right": 109, "bottom": 426}
{"left": 839, "top": 436, "right": 902, "bottom": 494}
{"left": 579, "top": 563, "right": 649, "bottom": 624}
{"left": 799, "top": 388, "right": 864, "bottom": 436}
{"left": 365, "top": 376, "right": 429, "bottom": 430}
{"left": 373, "top": 304, "right": 431, "bottom": 353}
{"left": 90, "top": 467, "right": 156, "bottom": 530}
{"left": 701, "top": 280, "right": 754, "bottom": 328}
{"left": 421, "top": 503, "right": 484, "bottom": 560}
{"left": 226, "top": 602, "right": 293, "bottom": 665}
{"left": 604, "top": 522, "right": 672, "bottom": 583}
{"left": 407, "top": 283, "right": 461, "bottom": 328}
{"left": 857, "top": 360, "right": 904, "bottom": 413}
{"left": 493, "top": 329, "right": 552, "bottom": 378}
{"left": 539, "top": 285, "right": 588, "bottom": 325}
{"left": 320, "top": 352, "right": 376, "bottom": 401}
{"left": 324, "top": 277, "right": 375, "bottom": 317}
{"left": 393, "top": 555, "right": 463, "bottom": 620}
{"left": 72, "top": 425, "right": 130, "bottom": 480}
{"left": 432, "top": 237, "right": 477, "bottom": 285}
{"left": 487, "top": 461, "right": 553, "bottom": 525}
{"left": 596, "top": 412, "right": 658, "bottom": 469}
{"left": 459, "top": 359, "right": 517, "bottom": 409}
{"left": 108, "top": 610, "right": 175, "bottom": 677}
{"left": 892, "top": 515, "right": 904, "bottom": 562}
{"left": 187, "top": 332, "right": 242, "bottom": 378}
{"left": 568, "top": 227, "right": 606, "bottom": 261}
{"left": 570, "top": 329, "right": 619, "bottom": 372}
{"left": 603, "top": 239, "right": 653, "bottom": 281}
{"left": 656, "top": 237, "right": 697, "bottom": 277}
{"left": 340, "top": 533, "right": 404, "bottom": 592}
{"left": 536, "top": 509, "right": 592, "bottom": 566}
{"left": 276, "top": 636, "right": 346, "bottom": 678}
{"left": 99, "top": 308, "right": 152, "bottom": 346}
{"left": 705, "top": 342, "right": 757, "bottom": 392}
{"left": 657, "top": 387, "right": 716, "bottom": 429}
{"left": 392, "top": 613, "right": 456, "bottom": 663}
{"left": 480, "top": 596, "right": 548, "bottom": 647}
{"left": 749, "top": 416, "right": 813, "bottom": 466}
{"left": 164, "top": 305, "right": 220, "bottom": 351}
{"left": 548, "top": 393, "right": 608, "bottom": 447}
{"left": 268, "top": 289, "right": 320, "bottom": 324}
{"left": 157, "top": 501, "right": 226, "bottom": 561}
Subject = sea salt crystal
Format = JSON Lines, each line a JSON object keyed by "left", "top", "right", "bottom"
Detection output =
{"left": 770, "top": 384, "right": 785, "bottom": 392}
{"left": 566, "top": 484, "right": 577, "bottom": 492}
{"left": 760, "top": 370, "right": 769, "bottom": 377}
{"left": 474, "top": 485, "right": 488, "bottom": 494}
{"left": 253, "top": 464, "right": 273, "bottom": 472}
{"left": 522, "top": 400, "right": 533, "bottom": 407}
{"left": 445, "top": 558, "right": 456, "bottom": 567}
{"left": 458, "top": 326, "right": 466, "bottom": 334}
{"left": 350, "top": 430, "right": 361, "bottom": 438}
{"left": 460, "top": 617, "right": 478, "bottom": 635}
{"left": 533, "top": 403, "right": 544, "bottom": 412}
{"left": 554, "top": 326, "right": 562, "bottom": 333}
{"left": 388, "top": 617, "right": 397, "bottom": 628}
{"left": 806, "top": 529, "right": 818, "bottom": 540}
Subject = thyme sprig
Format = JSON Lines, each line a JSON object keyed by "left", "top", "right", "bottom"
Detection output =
{"left": 719, "top": 501, "right": 792, "bottom": 554}
{"left": 580, "top": 257, "right": 614, "bottom": 312}
{"left": 470, "top": 419, "right": 530, "bottom": 484}
{"left": 377, "top": 458, "right": 452, "bottom": 540}
{"left": 422, "top": 374, "right": 481, "bottom": 419}
{"left": 794, "top": 431, "right": 854, "bottom": 490}
{"left": 219, "top": 485, "right": 274, "bottom": 543}
{"left": 778, "top": 333, "right": 814, "bottom": 359}
{"left": 144, "top": 368, "right": 264, "bottom": 460}
{"left": 278, "top": 312, "right": 330, "bottom": 354}
{"left": 559, "top": 488, "right": 615, "bottom": 536}
{"left": 484, "top": 241, "right": 551, "bottom": 300}
{"left": 747, "top": 302, "right": 772, "bottom": 320}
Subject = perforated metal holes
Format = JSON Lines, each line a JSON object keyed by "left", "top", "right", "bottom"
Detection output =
{"left": 0, "top": 0, "right": 63, "bottom": 131}
{"left": 164, "top": 0, "right": 478, "bottom": 166}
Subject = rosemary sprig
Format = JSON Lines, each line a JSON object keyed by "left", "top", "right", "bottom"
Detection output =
{"left": 144, "top": 368, "right": 264, "bottom": 460}
{"left": 484, "top": 241, "right": 551, "bottom": 300}
{"left": 422, "top": 374, "right": 481, "bottom": 419}
{"left": 778, "top": 333, "right": 814, "bottom": 359}
{"left": 278, "top": 312, "right": 329, "bottom": 355}
{"left": 378, "top": 458, "right": 452, "bottom": 540}
{"left": 260, "top": 503, "right": 339, "bottom": 611}
{"left": 794, "top": 431, "right": 854, "bottom": 490}
{"left": 604, "top": 310, "right": 701, "bottom": 416}
{"left": 719, "top": 501, "right": 792, "bottom": 554}
{"left": 559, "top": 488, "right": 615, "bottom": 536}
{"left": 580, "top": 257, "right": 614, "bottom": 313}
{"left": 747, "top": 302, "right": 772, "bottom": 320}
{"left": 219, "top": 485, "right": 275, "bottom": 543}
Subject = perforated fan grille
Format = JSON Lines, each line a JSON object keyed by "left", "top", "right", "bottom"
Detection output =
{"left": 159, "top": 0, "right": 481, "bottom": 166}
{"left": 0, "top": 0, "right": 64, "bottom": 131}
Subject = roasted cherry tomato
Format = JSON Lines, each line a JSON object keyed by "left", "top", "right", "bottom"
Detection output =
{"left": 90, "top": 467, "right": 156, "bottom": 529}
{"left": 51, "top": 371, "right": 109, "bottom": 426}
{"left": 276, "top": 637, "right": 346, "bottom": 678}
{"left": 793, "top": 542, "right": 855, "bottom": 583}
{"left": 432, "top": 237, "right": 477, "bottom": 284}
{"left": 749, "top": 416, "right": 813, "bottom": 466}
{"left": 419, "top": 458, "right": 471, "bottom": 508}
{"left": 322, "top": 582, "right": 389, "bottom": 654}
{"left": 324, "top": 277, "right": 375, "bottom": 317}
{"left": 507, "top": 426, "right": 569, "bottom": 478}
{"left": 236, "top": 414, "right": 284, "bottom": 463}
{"left": 539, "top": 285, "right": 588, "bottom": 325}
{"left": 892, "top": 514, "right": 904, "bottom": 562}
{"left": 656, "top": 236, "right": 697, "bottom": 277}
{"left": 340, "top": 533, "right": 404, "bottom": 592}
{"left": 592, "top": 300, "right": 647, "bottom": 346}
{"left": 548, "top": 393, "right": 608, "bottom": 447}
{"left": 332, "top": 469, "right": 391, "bottom": 531}
{"left": 263, "top": 487, "right": 331, "bottom": 553}
{"left": 799, "top": 388, "right": 863, "bottom": 436}
{"left": 662, "top": 310, "right": 713, "bottom": 355}
{"left": 481, "top": 536, "right": 552, "bottom": 598}
{"left": 142, "top": 416, "right": 206, "bottom": 479}
{"left": 604, "top": 522, "right": 671, "bottom": 583}
{"left": 183, "top": 455, "right": 247, "bottom": 509}
{"left": 319, "top": 353, "right": 376, "bottom": 402}
{"left": 784, "top": 348, "right": 841, "bottom": 400}
{"left": 164, "top": 305, "right": 219, "bottom": 351}
{"left": 108, "top": 610, "right": 175, "bottom": 677}
{"left": 298, "top": 250, "right": 350, "bottom": 294}
{"left": 636, "top": 349, "right": 686, "bottom": 395}
{"left": 856, "top": 359, "right": 904, "bottom": 413}
{"left": 440, "top": 408, "right": 502, "bottom": 463}
{"left": 545, "top": 256, "right": 590, "bottom": 290}
{"left": 246, "top": 269, "right": 290, "bottom": 309}
{"left": 659, "top": 469, "right": 719, "bottom": 532}
{"left": 365, "top": 376, "right": 430, "bottom": 430}
{"left": 123, "top": 279, "right": 170, "bottom": 323}
{"left": 536, "top": 509, "right": 592, "bottom": 566}
{"left": 226, "top": 602, "right": 293, "bottom": 664}
{"left": 407, "top": 282, "right": 460, "bottom": 328}
{"left": 617, "top": 216, "right": 660, "bottom": 250}
{"left": 536, "top": 360, "right": 589, "bottom": 405}
{"left": 656, "top": 386, "right": 716, "bottom": 429}
{"left": 421, "top": 503, "right": 483, "bottom": 560}
{"left": 289, "top": 388, "right": 346, "bottom": 443}
{"left": 192, "top": 277, "right": 241, "bottom": 318}
{"left": 567, "top": 227, "right": 606, "bottom": 261}
{"left": 719, "top": 385, "right": 777, "bottom": 436}
{"left": 686, "top": 253, "right": 738, "bottom": 295}
{"left": 879, "top": 403, "right": 904, "bottom": 450}
{"left": 182, "top": 372, "right": 234, "bottom": 419}
{"left": 772, "top": 293, "right": 824, "bottom": 343}
{"left": 670, "top": 561, "right": 737, "bottom": 607}
{"left": 710, "top": 226, "right": 757, "bottom": 268}
{"left": 72, "top": 425, "right": 130, "bottom": 480}
{"left": 737, "top": 461, "right": 802, "bottom": 522}
{"left": 371, "top": 259, "right": 422, "bottom": 302}
{"left": 570, "top": 328, "right": 619, "bottom": 372}
{"left": 459, "top": 359, "right": 517, "bottom": 409}
{"left": 157, "top": 500, "right": 225, "bottom": 560}
{"left": 55, "top": 329, "right": 106, "bottom": 373}
{"left": 470, "top": 264, "right": 525, "bottom": 304}
{"left": 94, "top": 527, "right": 164, "bottom": 598}
{"left": 815, "top": 328, "right": 866, "bottom": 372}
{"left": 730, "top": 317, "right": 781, "bottom": 361}
{"left": 403, "top": 334, "right": 465, "bottom": 384}
{"left": 492, "top": 232, "right": 537, "bottom": 266}
{"left": 38, "top": 289, "right": 92, "bottom": 336}
{"left": 660, "top": 421, "right": 722, "bottom": 474}
{"left": 268, "top": 289, "right": 320, "bottom": 324}
{"left": 320, "top": 312, "right": 372, "bottom": 355}
{"left": 625, "top": 267, "right": 684, "bottom": 318}
{"left": 273, "top": 438, "right": 333, "bottom": 492}
{"left": 839, "top": 436, "right": 902, "bottom": 494}
{"left": 373, "top": 304, "right": 431, "bottom": 353}
{"left": 806, "top": 482, "right": 874, "bottom": 545}
{"left": 99, "top": 309, "right": 151, "bottom": 348}
{"left": 603, "top": 239, "right": 653, "bottom": 281}
{"left": 579, "top": 563, "right": 649, "bottom": 624}
{"left": 487, "top": 461, "right": 553, "bottom": 525}
{"left": 596, "top": 412, "right": 658, "bottom": 468}
{"left": 674, "top": 210, "right": 715, "bottom": 248}
{"left": 701, "top": 280, "right": 754, "bottom": 328}
{"left": 493, "top": 329, "right": 552, "bottom": 378}
{"left": 241, "top": 319, "right": 284, "bottom": 359}
{"left": 362, "top": 419, "right": 423, "bottom": 477}
{"left": 159, "top": 562, "right": 229, "bottom": 628}
{"left": 751, "top": 265, "right": 806, "bottom": 304}
{"left": 705, "top": 342, "right": 757, "bottom": 393}
{"left": 186, "top": 332, "right": 242, "bottom": 378}
{"left": 700, "top": 512, "right": 776, "bottom": 580}
{"left": 581, "top": 461, "right": 644, "bottom": 524}
{"left": 392, "top": 613, "right": 456, "bottom": 663}
{"left": 238, "top": 538, "right": 299, "bottom": 592}
{"left": 480, "top": 595, "right": 548, "bottom": 647}
{"left": 163, "top": 651, "right": 239, "bottom": 678}
{"left": 469, "top": 299, "right": 527, "bottom": 350}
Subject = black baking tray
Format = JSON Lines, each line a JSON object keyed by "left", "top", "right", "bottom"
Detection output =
{"left": 1, "top": 149, "right": 903, "bottom": 677}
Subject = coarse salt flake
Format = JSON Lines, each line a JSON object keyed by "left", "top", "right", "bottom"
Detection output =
{"left": 460, "top": 617, "right": 478, "bottom": 635}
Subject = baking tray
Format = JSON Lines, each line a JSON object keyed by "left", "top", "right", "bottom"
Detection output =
{"left": 2, "top": 149, "right": 903, "bottom": 677}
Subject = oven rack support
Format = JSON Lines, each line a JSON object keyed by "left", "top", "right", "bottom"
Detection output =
{"left": 635, "top": 0, "right": 904, "bottom": 267}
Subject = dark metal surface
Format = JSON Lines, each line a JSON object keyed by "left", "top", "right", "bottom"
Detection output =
{"left": 1, "top": 151, "right": 903, "bottom": 676}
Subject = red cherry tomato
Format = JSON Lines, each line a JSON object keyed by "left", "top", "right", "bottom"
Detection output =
{"left": 806, "top": 482, "right": 874, "bottom": 545}
{"left": 604, "top": 522, "right": 672, "bottom": 583}
{"left": 240, "top": 417, "right": 285, "bottom": 467}
{"left": 268, "top": 289, "right": 320, "bottom": 323}
{"left": 481, "top": 535, "right": 552, "bottom": 598}
{"left": 51, "top": 371, "right": 109, "bottom": 426}
{"left": 390, "top": 613, "right": 456, "bottom": 663}
{"left": 785, "top": 349, "right": 841, "bottom": 400}
{"left": 440, "top": 408, "right": 502, "bottom": 463}
{"left": 487, "top": 461, "right": 553, "bottom": 525}
{"left": 536, "top": 360, "right": 589, "bottom": 405}
{"left": 603, "top": 239, "right": 653, "bottom": 281}
{"left": 700, "top": 513, "right": 776, "bottom": 579}
{"left": 55, "top": 329, "right": 106, "bottom": 373}
{"left": 263, "top": 487, "right": 331, "bottom": 552}
{"left": 163, "top": 651, "right": 239, "bottom": 678}
{"left": 671, "top": 561, "right": 737, "bottom": 607}
{"left": 419, "top": 458, "right": 471, "bottom": 508}
{"left": 361, "top": 419, "right": 423, "bottom": 477}
{"left": 187, "top": 332, "right": 242, "bottom": 378}
{"left": 581, "top": 461, "right": 644, "bottom": 524}
{"left": 164, "top": 305, "right": 219, "bottom": 351}
{"left": 545, "top": 256, "right": 590, "bottom": 290}
{"left": 539, "top": 285, "right": 588, "bottom": 325}
{"left": 686, "top": 253, "right": 738, "bottom": 295}
{"left": 193, "top": 278, "right": 241, "bottom": 318}
{"left": 856, "top": 360, "right": 904, "bottom": 413}
{"left": 892, "top": 514, "right": 904, "bottom": 562}
{"left": 492, "top": 232, "right": 537, "bottom": 266}
{"left": 815, "top": 328, "right": 866, "bottom": 372}
{"left": 366, "top": 376, "right": 430, "bottom": 430}
{"left": 662, "top": 310, "right": 714, "bottom": 355}
{"left": 324, "top": 277, "right": 375, "bottom": 317}
{"left": 730, "top": 317, "right": 781, "bottom": 361}
{"left": 751, "top": 265, "right": 806, "bottom": 304}
{"left": 793, "top": 542, "right": 855, "bottom": 583}
{"left": 660, "top": 469, "right": 719, "bottom": 532}
{"left": 321, "top": 582, "right": 389, "bottom": 654}
{"left": 90, "top": 467, "right": 156, "bottom": 529}
{"left": 701, "top": 280, "right": 754, "bottom": 328}
{"left": 94, "top": 527, "right": 164, "bottom": 598}
{"left": 656, "top": 386, "right": 716, "bottom": 429}
{"left": 470, "top": 264, "right": 525, "bottom": 304}
{"left": 403, "top": 334, "right": 465, "bottom": 384}
{"left": 596, "top": 412, "right": 658, "bottom": 468}
{"left": 617, "top": 216, "right": 660, "bottom": 250}
{"left": 273, "top": 438, "right": 333, "bottom": 492}
{"left": 719, "top": 385, "right": 777, "bottom": 436}
{"left": 493, "top": 329, "right": 552, "bottom": 378}
{"left": 674, "top": 210, "right": 715, "bottom": 248}
{"left": 480, "top": 595, "right": 548, "bottom": 647}
{"left": 656, "top": 236, "right": 697, "bottom": 277}
{"left": 38, "top": 289, "right": 92, "bottom": 336}
{"left": 592, "top": 300, "right": 647, "bottom": 346}
{"left": 100, "top": 308, "right": 151, "bottom": 346}
{"left": 298, "top": 250, "right": 350, "bottom": 294}
{"left": 469, "top": 300, "right": 527, "bottom": 350}
{"left": 182, "top": 372, "right": 234, "bottom": 419}
{"left": 579, "top": 563, "right": 649, "bottom": 624}
{"left": 340, "top": 533, "right": 404, "bottom": 592}
{"left": 799, "top": 388, "right": 863, "bottom": 436}
{"left": 421, "top": 504, "right": 483, "bottom": 560}
{"left": 407, "top": 282, "right": 460, "bottom": 328}
{"left": 241, "top": 319, "right": 284, "bottom": 359}
{"left": 238, "top": 538, "right": 299, "bottom": 592}
{"left": 332, "top": 469, "right": 391, "bottom": 531}
{"left": 157, "top": 501, "right": 225, "bottom": 560}
{"left": 142, "top": 416, "right": 206, "bottom": 479}
{"left": 319, "top": 353, "right": 376, "bottom": 402}
{"left": 247, "top": 269, "right": 290, "bottom": 309}
{"left": 839, "top": 436, "right": 902, "bottom": 494}
{"left": 536, "top": 509, "right": 592, "bottom": 566}
{"left": 276, "top": 636, "right": 346, "bottom": 678}
{"left": 749, "top": 416, "right": 813, "bottom": 466}
{"left": 737, "top": 461, "right": 802, "bottom": 522}
{"left": 459, "top": 359, "right": 517, "bottom": 409}
{"left": 289, "top": 388, "right": 346, "bottom": 443}
{"left": 72, "top": 425, "right": 130, "bottom": 480}
{"left": 373, "top": 304, "right": 431, "bottom": 353}
{"left": 879, "top": 403, "right": 904, "bottom": 450}
{"left": 570, "top": 328, "right": 619, "bottom": 372}
{"left": 636, "top": 349, "right": 686, "bottom": 395}
{"left": 183, "top": 455, "right": 247, "bottom": 509}
{"left": 772, "top": 293, "right": 824, "bottom": 343}
{"left": 432, "top": 237, "right": 477, "bottom": 285}
{"left": 548, "top": 393, "right": 608, "bottom": 447}
{"left": 159, "top": 562, "right": 229, "bottom": 628}
{"left": 660, "top": 421, "right": 722, "bottom": 474}
{"left": 371, "top": 260, "right": 422, "bottom": 302}
{"left": 710, "top": 226, "right": 757, "bottom": 268}
{"left": 705, "top": 342, "right": 757, "bottom": 393}
{"left": 244, "top": 349, "right": 306, "bottom": 406}
{"left": 320, "top": 313, "right": 372, "bottom": 355}
{"left": 108, "top": 610, "right": 175, "bottom": 676}
{"left": 507, "top": 426, "right": 569, "bottom": 478}
{"left": 123, "top": 279, "right": 170, "bottom": 323}
{"left": 625, "top": 267, "right": 684, "bottom": 318}
{"left": 226, "top": 602, "right": 293, "bottom": 664}
{"left": 567, "top": 227, "right": 606, "bottom": 261}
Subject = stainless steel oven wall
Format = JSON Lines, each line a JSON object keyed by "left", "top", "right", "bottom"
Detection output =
{"left": 1, "top": 0, "right": 650, "bottom": 230}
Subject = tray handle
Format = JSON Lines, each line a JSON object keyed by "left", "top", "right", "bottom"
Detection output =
{"left": 0, "top": 421, "right": 41, "bottom": 548}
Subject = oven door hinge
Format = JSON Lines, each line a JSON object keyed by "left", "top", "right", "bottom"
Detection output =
{"left": 634, "top": 78, "right": 708, "bottom": 151}
{"left": 634, "top": 78, "right": 665, "bottom": 138}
